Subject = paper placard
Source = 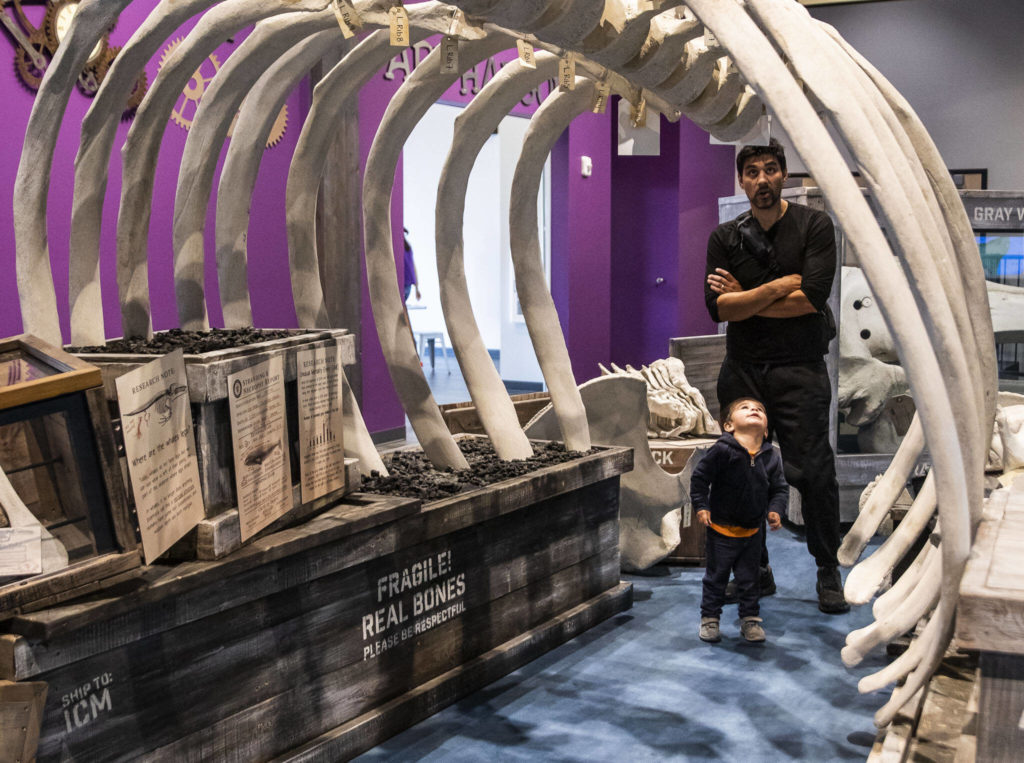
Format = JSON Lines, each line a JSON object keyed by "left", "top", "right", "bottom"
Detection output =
{"left": 332, "top": 0, "right": 361, "bottom": 39}
{"left": 389, "top": 5, "right": 410, "bottom": 47}
{"left": 0, "top": 526, "right": 42, "bottom": 576}
{"left": 297, "top": 345, "right": 346, "bottom": 504}
{"left": 516, "top": 39, "right": 536, "bottom": 69}
{"left": 440, "top": 35, "right": 459, "bottom": 74}
{"left": 558, "top": 53, "right": 575, "bottom": 91}
{"left": 704, "top": 26, "right": 718, "bottom": 47}
{"left": 228, "top": 356, "right": 292, "bottom": 542}
{"left": 592, "top": 81, "right": 611, "bottom": 114}
{"left": 116, "top": 350, "right": 204, "bottom": 563}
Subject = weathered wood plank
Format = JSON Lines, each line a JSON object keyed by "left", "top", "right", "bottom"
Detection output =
{"left": 0, "top": 679, "right": 47, "bottom": 763}
{"left": 84, "top": 387, "right": 137, "bottom": 552}
{"left": 668, "top": 335, "right": 726, "bottom": 421}
{"left": 957, "top": 489, "right": 1024, "bottom": 653}
{"left": 8, "top": 478, "right": 621, "bottom": 679}
{"left": 36, "top": 548, "right": 621, "bottom": 761}
{"left": 977, "top": 652, "right": 1024, "bottom": 761}
{"left": 275, "top": 582, "right": 633, "bottom": 763}
{"left": 194, "top": 459, "right": 361, "bottom": 560}
{"left": 7, "top": 450, "right": 628, "bottom": 641}
{"left": 0, "top": 552, "right": 141, "bottom": 617}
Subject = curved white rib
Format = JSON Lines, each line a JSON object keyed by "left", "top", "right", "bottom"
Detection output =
{"left": 173, "top": 10, "right": 334, "bottom": 331}
{"left": 435, "top": 56, "right": 563, "bottom": 460}
{"left": 362, "top": 36, "right": 513, "bottom": 469}
{"left": 14, "top": 0, "right": 131, "bottom": 344}
{"left": 214, "top": 30, "right": 341, "bottom": 329}
{"left": 70, "top": 0, "right": 222, "bottom": 343}
{"left": 510, "top": 82, "right": 598, "bottom": 452}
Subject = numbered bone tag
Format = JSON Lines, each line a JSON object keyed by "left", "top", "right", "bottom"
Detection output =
{"left": 558, "top": 53, "right": 575, "bottom": 91}
{"left": 631, "top": 96, "right": 647, "bottom": 128}
{"left": 516, "top": 39, "right": 536, "bottom": 69}
{"left": 441, "top": 35, "right": 459, "bottom": 74}
{"left": 389, "top": 5, "right": 410, "bottom": 47}
{"left": 332, "top": 0, "right": 362, "bottom": 39}
{"left": 592, "top": 81, "right": 611, "bottom": 114}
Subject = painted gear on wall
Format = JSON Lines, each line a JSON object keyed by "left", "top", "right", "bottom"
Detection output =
{"left": 159, "top": 36, "right": 221, "bottom": 131}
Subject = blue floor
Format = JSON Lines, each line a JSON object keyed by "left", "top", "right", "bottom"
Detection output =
{"left": 358, "top": 526, "right": 889, "bottom": 761}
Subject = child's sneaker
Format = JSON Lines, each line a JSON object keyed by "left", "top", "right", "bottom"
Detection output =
{"left": 699, "top": 617, "right": 721, "bottom": 642}
{"left": 740, "top": 616, "right": 766, "bottom": 642}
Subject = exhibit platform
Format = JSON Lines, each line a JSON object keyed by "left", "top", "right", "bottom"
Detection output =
{"left": 0, "top": 445, "right": 632, "bottom": 761}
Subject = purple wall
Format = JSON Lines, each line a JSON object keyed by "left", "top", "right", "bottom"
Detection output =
{"left": 564, "top": 110, "right": 614, "bottom": 383}
{"left": 677, "top": 118, "right": 735, "bottom": 338}
{"left": 551, "top": 103, "right": 734, "bottom": 379}
{"left": 357, "top": 78, "right": 405, "bottom": 435}
{"left": 610, "top": 111, "right": 681, "bottom": 367}
{"left": 0, "top": 1, "right": 305, "bottom": 341}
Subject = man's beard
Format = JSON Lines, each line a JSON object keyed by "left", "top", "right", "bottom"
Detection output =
{"left": 751, "top": 185, "right": 780, "bottom": 209}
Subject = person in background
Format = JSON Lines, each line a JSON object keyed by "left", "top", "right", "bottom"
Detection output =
{"left": 691, "top": 397, "right": 786, "bottom": 643}
{"left": 403, "top": 227, "right": 421, "bottom": 303}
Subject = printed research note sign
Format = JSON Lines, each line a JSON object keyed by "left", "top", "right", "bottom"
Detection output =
{"left": 296, "top": 344, "right": 346, "bottom": 504}
{"left": 115, "top": 350, "right": 204, "bottom": 563}
{"left": 228, "top": 356, "right": 292, "bottom": 541}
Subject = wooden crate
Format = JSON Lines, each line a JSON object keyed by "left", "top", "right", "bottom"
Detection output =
{"left": 649, "top": 439, "right": 715, "bottom": 565}
{"left": 0, "top": 445, "right": 633, "bottom": 761}
{"left": 1, "top": 335, "right": 140, "bottom": 619}
{"left": 74, "top": 329, "right": 357, "bottom": 518}
{"left": 440, "top": 391, "right": 552, "bottom": 436}
{"left": 74, "top": 330, "right": 358, "bottom": 560}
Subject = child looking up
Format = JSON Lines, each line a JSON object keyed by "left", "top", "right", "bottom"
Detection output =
{"left": 690, "top": 397, "right": 787, "bottom": 643}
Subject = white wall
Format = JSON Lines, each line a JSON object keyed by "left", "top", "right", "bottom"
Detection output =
{"left": 403, "top": 103, "right": 503, "bottom": 349}
{"left": 782, "top": 0, "right": 1024, "bottom": 190}
{"left": 403, "top": 103, "right": 548, "bottom": 385}
{"left": 498, "top": 115, "right": 548, "bottom": 385}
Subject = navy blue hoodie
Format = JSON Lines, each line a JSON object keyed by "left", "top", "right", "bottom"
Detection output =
{"left": 689, "top": 432, "right": 789, "bottom": 529}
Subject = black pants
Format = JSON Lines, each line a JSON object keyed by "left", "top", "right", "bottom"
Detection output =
{"left": 701, "top": 527, "right": 762, "bottom": 619}
{"left": 717, "top": 357, "right": 840, "bottom": 569}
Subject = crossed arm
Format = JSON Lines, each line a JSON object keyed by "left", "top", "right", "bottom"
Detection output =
{"left": 707, "top": 269, "right": 817, "bottom": 322}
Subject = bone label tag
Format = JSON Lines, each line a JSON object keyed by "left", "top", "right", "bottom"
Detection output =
{"left": 389, "top": 5, "right": 410, "bottom": 48}
{"left": 332, "top": 0, "right": 362, "bottom": 39}
{"left": 441, "top": 35, "right": 459, "bottom": 74}
{"left": 631, "top": 96, "right": 647, "bottom": 128}
{"left": 593, "top": 81, "right": 611, "bottom": 114}
{"left": 703, "top": 26, "right": 718, "bottom": 47}
{"left": 558, "top": 53, "right": 576, "bottom": 91}
{"left": 516, "top": 39, "right": 536, "bottom": 69}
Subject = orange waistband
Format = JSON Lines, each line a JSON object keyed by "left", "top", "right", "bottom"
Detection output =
{"left": 709, "top": 521, "right": 759, "bottom": 538}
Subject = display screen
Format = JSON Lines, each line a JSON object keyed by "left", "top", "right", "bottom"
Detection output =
{"left": 978, "top": 233, "right": 1024, "bottom": 285}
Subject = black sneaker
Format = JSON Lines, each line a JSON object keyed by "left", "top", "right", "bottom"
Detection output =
{"left": 817, "top": 566, "right": 850, "bottom": 614}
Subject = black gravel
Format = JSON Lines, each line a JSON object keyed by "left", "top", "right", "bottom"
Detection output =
{"left": 362, "top": 438, "right": 595, "bottom": 502}
{"left": 69, "top": 327, "right": 308, "bottom": 355}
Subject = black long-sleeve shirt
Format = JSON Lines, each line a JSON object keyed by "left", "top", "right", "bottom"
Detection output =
{"left": 705, "top": 203, "right": 836, "bottom": 363}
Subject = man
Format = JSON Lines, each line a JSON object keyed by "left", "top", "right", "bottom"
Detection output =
{"left": 703, "top": 139, "right": 847, "bottom": 614}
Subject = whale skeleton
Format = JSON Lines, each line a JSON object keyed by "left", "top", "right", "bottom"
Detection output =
{"left": 14, "top": 0, "right": 996, "bottom": 728}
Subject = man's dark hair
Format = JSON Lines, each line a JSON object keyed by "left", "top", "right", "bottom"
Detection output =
{"left": 736, "top": 138, "right": 787, "bottom": 177}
